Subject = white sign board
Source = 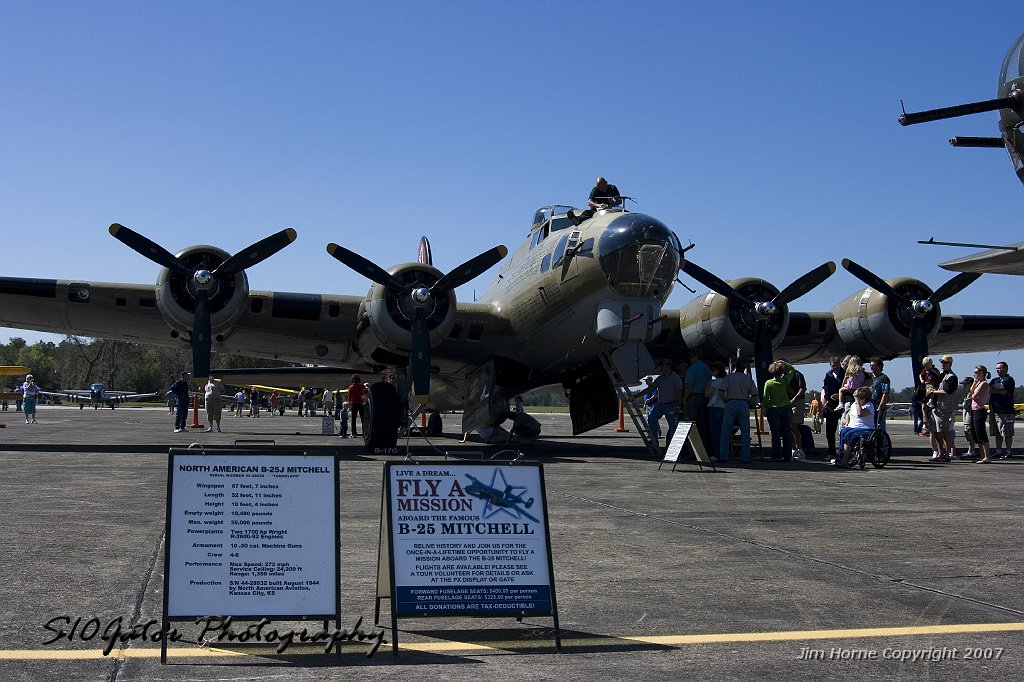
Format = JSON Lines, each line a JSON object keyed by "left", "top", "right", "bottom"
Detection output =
{"left": 165, "top": 452, "right": 338, "bottom": 618}
{"left": 663, "top": 421, "right": 710, "bottom": 464}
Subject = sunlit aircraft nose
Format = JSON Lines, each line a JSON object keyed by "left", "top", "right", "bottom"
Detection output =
{"left": 598, "top": 213, "right": 680, "bottom": 299}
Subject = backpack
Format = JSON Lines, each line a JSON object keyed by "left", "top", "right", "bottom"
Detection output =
{"left": 788, "top": 369, "right": 806, "bottom": 399}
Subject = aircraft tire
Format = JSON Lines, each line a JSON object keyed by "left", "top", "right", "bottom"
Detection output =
{"left": 427, "top": 411, "right": 442, "bottom": 437}
{"left": 363, "top": 382, "right": 400, "bottom": 450}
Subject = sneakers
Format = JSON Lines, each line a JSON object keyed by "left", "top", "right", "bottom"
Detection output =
{"left": 204, "top": 427, "right": 212, "bottom": 433}
{"left": 937, "top": 454, "right": 952, "bottom": 462}
{"left": 217, "top": 427, "right": 222, "bottom": 432}
{"left": 792, "top": 449, "right": 806, "bottom": 461}
{"left": 173, "top": 428, "right": 182, "bottom": 433}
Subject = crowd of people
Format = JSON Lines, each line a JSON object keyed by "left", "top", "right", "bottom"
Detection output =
{"left": 640, "top": 352, "right": 1017, "bottom": 467}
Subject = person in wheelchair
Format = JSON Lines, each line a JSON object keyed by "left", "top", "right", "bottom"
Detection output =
{"left": 834, "top": 386, "right": 875, "bottom": 467}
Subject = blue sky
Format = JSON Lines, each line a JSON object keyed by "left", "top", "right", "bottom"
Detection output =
{"left": 1, "top": 2, "right": 1021, "bottom": 390}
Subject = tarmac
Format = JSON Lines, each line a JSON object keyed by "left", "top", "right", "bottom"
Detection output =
{"left": 0, "top": 404, "right": 1022, "bottom": 681}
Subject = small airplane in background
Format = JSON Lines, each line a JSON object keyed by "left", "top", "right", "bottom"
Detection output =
{"left": 40, "top": 383, "right": 159, "bottom": 409}
{"left": 900, "top": 31, "right": 1024, "bottom": 276}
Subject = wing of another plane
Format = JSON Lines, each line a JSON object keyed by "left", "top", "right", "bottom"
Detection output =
{"left": 938, "top": 242, "right": 1024, "bottom": 275}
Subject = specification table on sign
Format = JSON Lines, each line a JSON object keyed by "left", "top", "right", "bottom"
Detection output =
{"left": 164, "top": 452, "right": 338, "bottom": 618}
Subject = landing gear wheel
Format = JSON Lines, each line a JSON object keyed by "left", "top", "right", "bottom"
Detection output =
{"left": 871, "top": 431, "right": 892, "bottom": 468}
{"left": 363, "top": 382, "right": 400, "bottom": 450}
{"left": 426, "top": 411, "right": 443, "bottom": 437}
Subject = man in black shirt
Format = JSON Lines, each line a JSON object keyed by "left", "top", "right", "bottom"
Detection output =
{"left": 989, "top": 361, "right": 1016, "bottom": 458}
{"left": 170, "top": 371, "right": 191, "bottom": 433}
{"left": 567, "top": 176, "right": 622, "bottom": 226}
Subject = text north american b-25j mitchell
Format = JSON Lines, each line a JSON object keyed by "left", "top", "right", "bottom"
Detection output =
{"left": 1, "top": 202, "right": 1023, "bottom": 449}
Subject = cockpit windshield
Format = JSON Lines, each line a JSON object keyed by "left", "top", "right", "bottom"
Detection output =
{"left": 598, "top": 214, "right": 679, "bottom": 299}
{"left": 1000, "top": 31, "right": 1024, "bottom": 85}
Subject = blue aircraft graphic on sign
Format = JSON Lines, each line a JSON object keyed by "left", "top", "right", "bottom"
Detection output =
{"left": 464, "top": 470, "right": 539, "bottom": 523}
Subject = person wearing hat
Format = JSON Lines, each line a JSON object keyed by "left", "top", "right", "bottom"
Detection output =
{"left": 169, "top": 371, "right": 191, "bottom": 433}
{"left": 20, "top": 374, "right": 40, "bottom": 424}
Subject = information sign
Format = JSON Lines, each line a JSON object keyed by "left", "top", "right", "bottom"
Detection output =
{"left": 163, "top": 451, "right": 339, "bottom": 619}
{"left": 377, "top": 462, "right": 560, "bottom": 651}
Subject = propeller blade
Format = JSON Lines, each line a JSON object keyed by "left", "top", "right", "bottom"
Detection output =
{"left": 108, "top": 223, "right": 190, "bottom": 275}
{"left": 909, "top": 318, "right": 929, "bottom": 385}
{"left": 326, "top": 243, "right": 402, "bottom": 289}
{"left": 192, "top": 290, "right": 212, "bottom": 380}
{"left": 773, "top": 261, "right": 836, "bottom": 306}
{"left": 431, "top": 245, "right": 508, "bottom": 295}
{"left": 929, "top": 271, "right": 981, "bottom": 304}
{"left": 841, "top": 259, "right": 902, "bottom": 300}
{"left": 410, "top": 308, "right": 431, "bottom": 404}
{"left": 214, "top": 228, "right": 297, "bottom": 277}
{"left": 680, "top": 261, "right": 751, "bottom": 306}
{"left": 753, "top": 322, "right": 773, "bottom": 392}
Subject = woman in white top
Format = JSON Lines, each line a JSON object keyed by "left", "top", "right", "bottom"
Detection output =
{"left": 836, "top": 386, "right": 875, "bottom": 465}
{"left": 704, "top": 362, "right": 728, "bottom": 459}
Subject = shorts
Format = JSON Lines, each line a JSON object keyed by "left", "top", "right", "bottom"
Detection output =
{"left": 921, "top": 405, "right": 937, "bottom": 434}
{"left": 989, "top": 411, "right": 1014, "bottom": 441}
{"left": 791, "top": 401, "right": 806, "bottom": 425}
{"left": 934, "top": 398, "right": 956, "bottom": 433}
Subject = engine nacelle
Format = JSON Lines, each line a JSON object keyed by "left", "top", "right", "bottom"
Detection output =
{"left": 831, "top": 277, "right": 940, "bottom": 358}
{"left": 356, "top": 262, "right": 457, "bottom": 360}
{"left": 678, "top": 277, "right": 787, "bottom": 359}
{"left": 154, "top": 245, "right": 249, "bottom": 339}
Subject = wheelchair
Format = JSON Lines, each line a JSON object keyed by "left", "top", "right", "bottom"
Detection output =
{"left": 837, "top": 429, "right": 892, "bottom": 469}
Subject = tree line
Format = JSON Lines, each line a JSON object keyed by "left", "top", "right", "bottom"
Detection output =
{"left": 0, "top": 336, "right": 287, "bottom": 393}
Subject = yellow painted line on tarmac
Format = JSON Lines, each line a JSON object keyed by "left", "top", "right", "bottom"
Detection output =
{"left": 1, "top": 622, "right": 1022, "bottom": 660}
{"left": 621, "top": 621, "right": 1024, "bottom": 646}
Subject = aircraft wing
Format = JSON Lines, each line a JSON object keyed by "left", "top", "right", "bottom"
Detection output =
{"left": 939, "top": 243, "right": 1024, "bottom": 275}
{"left": 0, "top": 277, "right": 514, "bottom": 384}
{"left": 0, "top": 278, "right": 368, "bottom": 366}
{"left": 657, "top": 309, "right": 1024, "bottom": 366}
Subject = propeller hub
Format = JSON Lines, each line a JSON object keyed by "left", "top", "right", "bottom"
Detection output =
{"left": 411, "top": 287, "right": 432, "bottom": 306}
{"left": 193, "top": 269, "right": 214, "bottom": 290}
{"left": 755, "top": 301, "right": 777, "bottom": 319}
{"left": 911, "top": 299, "right": 934, "bottom": 317}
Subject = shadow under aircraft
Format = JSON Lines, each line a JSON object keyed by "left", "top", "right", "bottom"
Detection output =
{"left": 1, "top": 200, "right": 1023, "bottom": 450}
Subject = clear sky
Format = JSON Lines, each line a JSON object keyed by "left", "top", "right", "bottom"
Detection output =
{"left": 1, "top": 2, "right": 1021, "bottom": 390}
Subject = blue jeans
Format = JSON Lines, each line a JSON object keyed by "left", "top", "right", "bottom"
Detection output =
{"left": 766, "top": 406, "right": 793, "bottom": 460}
{"left": 647, "top": 402, "right": 678, "bottom": 444}
{"left": 876, "top": 405, "right": 888, "bottom": 432}
{"left": 720, "top": 400, "right": 751, "bottom": 462}
{"left": 174, "top": 397, "right": 189, "bottom": 430}
{"left": 708, "top": 406, "right": 725, "bottom": 458}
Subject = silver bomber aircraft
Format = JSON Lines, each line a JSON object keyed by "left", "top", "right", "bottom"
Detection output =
{"left": 2, "top": 205, "right": 1024, "bottom": 450}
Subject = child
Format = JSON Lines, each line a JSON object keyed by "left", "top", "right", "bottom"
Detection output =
{"left": 337, "top": 402, "right": 350, "bottom": 438}
{"left": 836, "top": 356, "right": 867, "bottom": 411}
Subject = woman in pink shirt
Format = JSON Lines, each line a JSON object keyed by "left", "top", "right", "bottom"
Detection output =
{"left": 971, "top": 365, "right": 993, "bottom": 463}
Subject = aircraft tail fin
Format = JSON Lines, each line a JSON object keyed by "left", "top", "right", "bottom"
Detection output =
{"left": 418, "top": 236, "right": 432, "bottom": 266}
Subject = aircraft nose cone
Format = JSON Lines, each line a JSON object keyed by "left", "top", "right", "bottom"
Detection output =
{"left": 598, "top": 213, "right": 680, "bottom": 299}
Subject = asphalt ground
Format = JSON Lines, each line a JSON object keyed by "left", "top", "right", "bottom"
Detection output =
{"left": 0, "top": 405, "right": 1022, "bottom": 681}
